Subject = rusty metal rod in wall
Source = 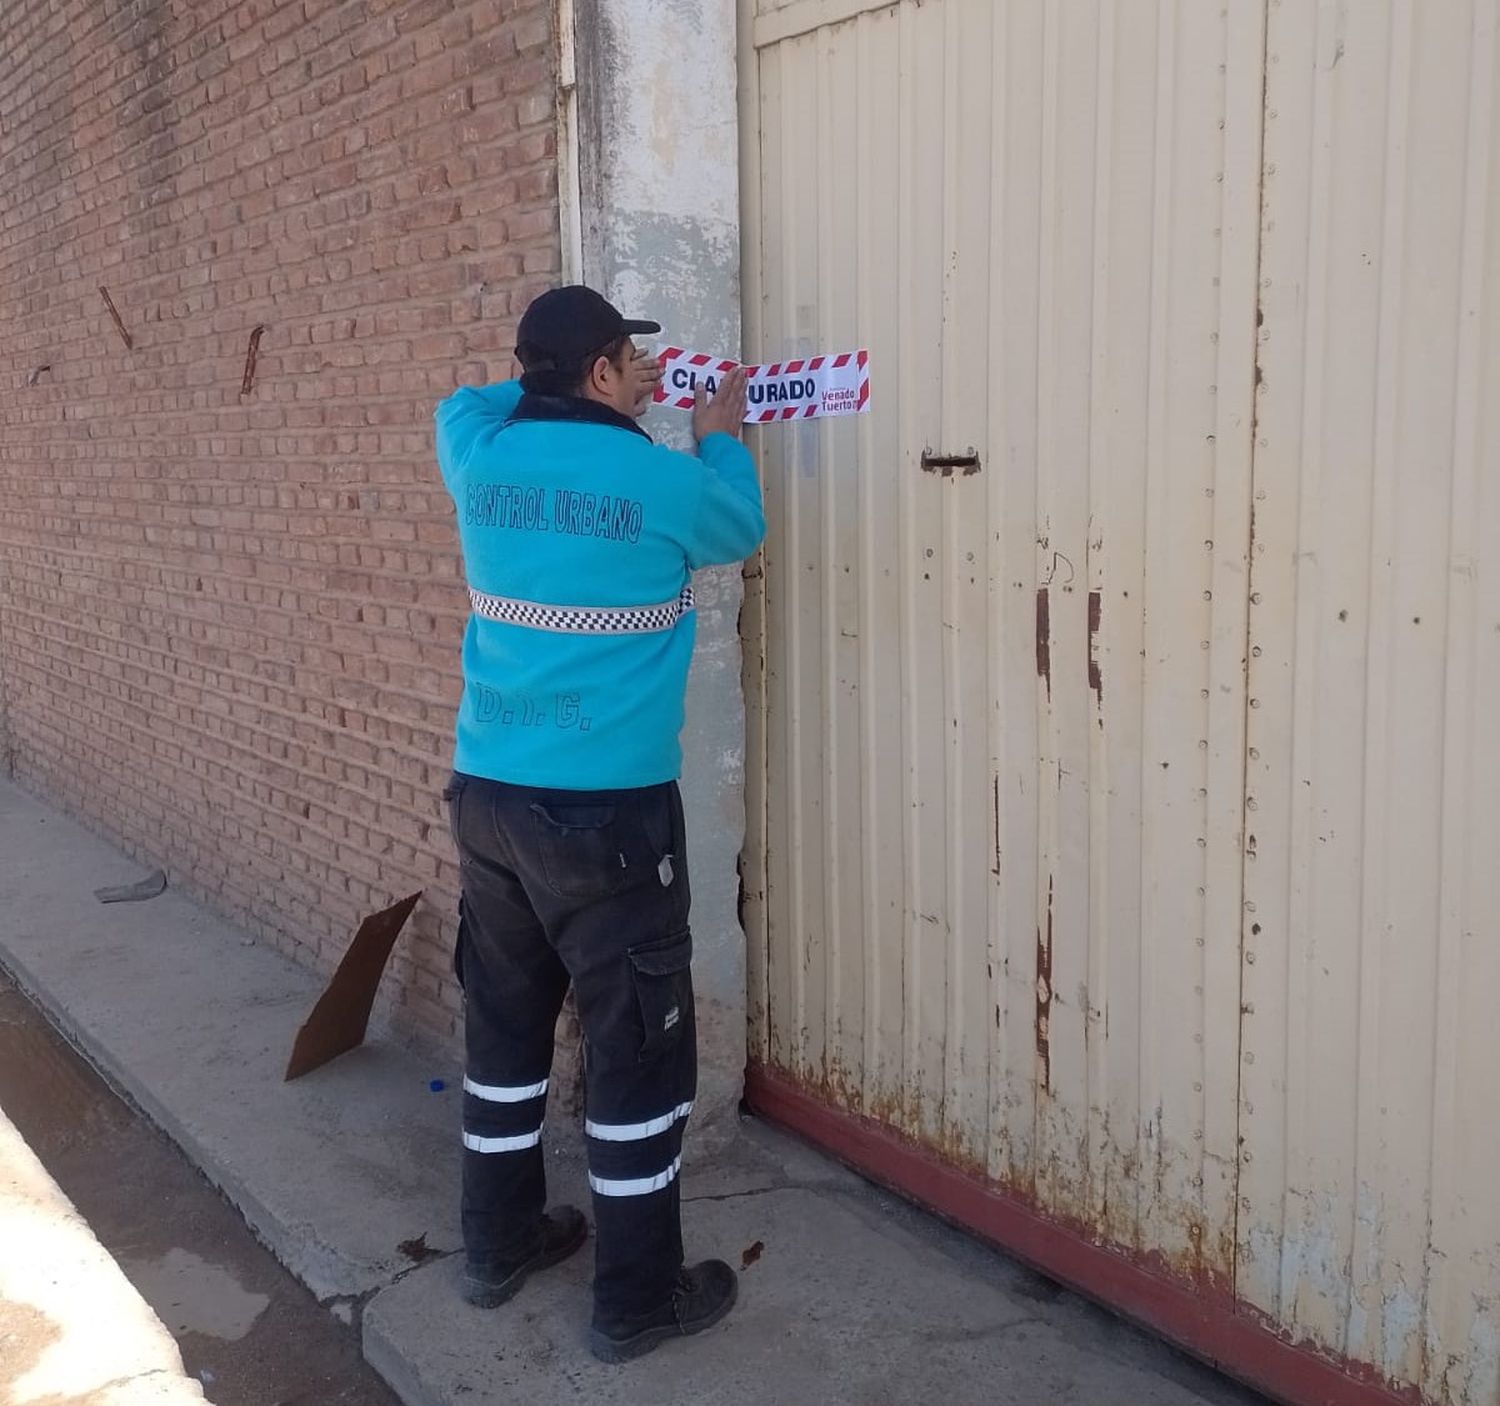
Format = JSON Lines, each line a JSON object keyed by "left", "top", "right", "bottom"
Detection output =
{"left": 97, "top": 286, "right": 132, "bottom": 350}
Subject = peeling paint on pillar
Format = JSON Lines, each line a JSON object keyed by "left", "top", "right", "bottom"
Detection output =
{"left": 574, "top": 0, "right": 746, "bottom": 1142}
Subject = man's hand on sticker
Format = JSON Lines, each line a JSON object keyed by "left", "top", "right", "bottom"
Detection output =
{"left": 693, "top": 366, "right": 749, "bottom": 443}
{"left": 628, "top": 346, "right": 664, "bottom": 417}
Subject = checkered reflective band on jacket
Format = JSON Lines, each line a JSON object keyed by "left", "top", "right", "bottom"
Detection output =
{"left": 467, "top": 584, "right": 696, "bottom": 635}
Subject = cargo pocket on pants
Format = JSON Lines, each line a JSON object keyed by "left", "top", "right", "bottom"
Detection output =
{"left": 628, "top": 931, "right": 693, "bottom": 1064}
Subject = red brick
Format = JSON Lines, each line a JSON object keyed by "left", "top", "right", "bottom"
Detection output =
{"left": 0, "top": 0, "right": 559, "bottom": 1045}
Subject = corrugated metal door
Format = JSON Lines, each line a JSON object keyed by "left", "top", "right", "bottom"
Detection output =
{"left": 740, "top": 0, "right": 1500, "bottom": 1403}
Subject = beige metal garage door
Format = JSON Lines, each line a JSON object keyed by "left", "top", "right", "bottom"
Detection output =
{"left": 740, "top": 1, "right": 1500, "bottom": 1402}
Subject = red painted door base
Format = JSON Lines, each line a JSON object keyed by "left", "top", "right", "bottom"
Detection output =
{"left": 745, "top": 1065, "right": 1417, "bottom": 1406}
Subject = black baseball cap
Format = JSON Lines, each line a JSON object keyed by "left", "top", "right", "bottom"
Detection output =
{"left": 515, "top": 286, "right": 661, "bottom": 371}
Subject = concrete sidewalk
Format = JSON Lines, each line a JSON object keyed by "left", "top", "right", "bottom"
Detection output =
{"left": 0, "top": 777, "right": 1264, "bottom": 1406}
{"left": 0, "top": 1102, "right": 208, "bottom": 1405}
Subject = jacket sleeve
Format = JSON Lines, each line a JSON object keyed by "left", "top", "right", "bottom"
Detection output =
{"left": 434, "top": 380, "right": 523, "bottom": 487}
{"left": 684, "top": 433, "right": 767, "bottom": 569}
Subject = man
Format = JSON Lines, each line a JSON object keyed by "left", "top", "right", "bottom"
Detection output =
{"left": 433, "top": 285, "right": 763, "bottom": 1364}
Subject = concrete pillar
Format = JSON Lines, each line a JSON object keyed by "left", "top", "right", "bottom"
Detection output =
{"left": 573, "top": 0, "right": 747, "bottom": 1141}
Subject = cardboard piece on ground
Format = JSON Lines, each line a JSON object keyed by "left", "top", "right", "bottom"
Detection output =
{"left": 284, "top": 891, "right": 423, "bottom": 1081}
{"left": 94, "top": 869, "right": 167, "bottom": 904}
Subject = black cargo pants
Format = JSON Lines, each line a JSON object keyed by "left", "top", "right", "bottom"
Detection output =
{"left": 444, "top": 771, "right": 696, "bottom": 1321}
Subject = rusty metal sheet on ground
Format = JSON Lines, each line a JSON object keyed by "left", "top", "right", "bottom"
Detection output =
{"left": 284, "top": 892, "right": 422, "bottom": 1081}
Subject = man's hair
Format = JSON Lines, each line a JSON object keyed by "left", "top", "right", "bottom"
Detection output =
{"left": 518, "top": 335, "right": 629, "bottom": 397}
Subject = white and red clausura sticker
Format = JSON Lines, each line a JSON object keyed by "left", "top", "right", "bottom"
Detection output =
{"left": 654, "top": 347, "right": 871, "bottom": 423}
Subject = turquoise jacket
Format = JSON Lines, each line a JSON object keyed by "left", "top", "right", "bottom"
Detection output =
{"left": 434, "top": 380, "right": 765, "bottom": 789}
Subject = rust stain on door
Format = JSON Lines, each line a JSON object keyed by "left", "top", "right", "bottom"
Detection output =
{"left": 1036, "top": 875, "right": 1054, "bottom": 1090}
{"left": 1035, "top": 588, "right": 1052, "bottom": 696}
{"left": 992, "top": 775, "right": 1002, "bottom": 877}
{"left": 1087, "top": 589, "right": 1103, "bottom": 702}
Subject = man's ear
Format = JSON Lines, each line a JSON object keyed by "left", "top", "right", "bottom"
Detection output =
{"left": 588, "top": 353, "right": 613, "bottom": 393}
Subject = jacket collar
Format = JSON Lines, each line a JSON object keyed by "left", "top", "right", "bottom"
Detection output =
{"left": 506, "top": 391, "right": 652, "bottom": 442}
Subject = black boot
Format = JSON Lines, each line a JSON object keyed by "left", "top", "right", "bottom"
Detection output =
{"left": 462, "top": 1206, "right": 588, "bottom": 1309}
{"left": 589, "top": 1259, "right": 739, "bottom": 1364}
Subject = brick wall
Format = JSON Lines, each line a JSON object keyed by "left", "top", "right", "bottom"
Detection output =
{"left": 0, "top": 0, "right": 561, "bottom": 1044}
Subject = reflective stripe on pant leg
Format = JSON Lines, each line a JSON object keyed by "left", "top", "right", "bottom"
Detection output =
{"left": 466, "top": 1076, "right": 549, "bottom": 1102}
{"left": 464, "top": 1130, "right": 543, "bottom": 1153}
{"left": 584, "top": 1100, "right": 693, "bottom": 1142}
{"left": 589, "top": 1156, "right": 682, "bottom": 1197}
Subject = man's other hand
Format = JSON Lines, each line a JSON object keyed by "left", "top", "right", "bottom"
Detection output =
{"left": 693, "top": 367, "right": 748, "bottom": 442}
{"left": 628, "top": 347, "right": 664, "bottom": 416}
